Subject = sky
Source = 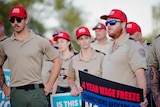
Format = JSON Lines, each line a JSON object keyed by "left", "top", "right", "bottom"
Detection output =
{"left": 44, "top": 0, "right": 160, "bottom": 39}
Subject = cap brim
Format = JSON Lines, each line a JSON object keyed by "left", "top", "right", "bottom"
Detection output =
{"left": 92, "top": 28, "right": 104, "bottom": 30}
{"left": 100, "top": 15, "right": 109, "bottom": 20}
{"left": 9, "top": 15, "right": 25, "bottom": 18}
{"left": 53, "top": 36, "right": 59, "bottom": 41}
{"left": 92, "top": 28, "right": 96, "bottom": 30}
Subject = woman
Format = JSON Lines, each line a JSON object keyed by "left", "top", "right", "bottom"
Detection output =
{"left": 53, "top": 31, "right": 77, "bottom": 93}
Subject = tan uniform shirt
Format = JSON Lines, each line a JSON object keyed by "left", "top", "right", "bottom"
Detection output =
{"left": 0, "top": 36, "right": 9, "bottom": 69}
{"left": 141, "top": 40, "right": 152, "bottom": 65}
{"left": 91, "top": 40, "right": 112, "bottom": 54}
{"left": 68, "top": 49, "right": 104, "bottom": 87}
{"left": 141, "top": 40, "right": 152, "bottom": 89}
{"left": 102, "top": 35, "right": 147, "bottom": 87}
{"left": 0, "top": 30, "right": 59, "bottom": 87}
{"left": 58, "top": 52, "right": 77, "bottom": 87}
{"left": 150, "top": 36, "right": 160, "bottom": 70}
{"left": 41, "top": 56, "right": 54, "bottom": 82}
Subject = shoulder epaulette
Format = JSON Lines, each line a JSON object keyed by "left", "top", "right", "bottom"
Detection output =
{"left": 147, "top": 42, "right": 152, "bottom": 46}
{"left": 0, "top": 37, "right": 9, "bottom": 42}
{"left": 73, "top": 52, "right": 78, "bottom": 55}
{"left": 35, "top": 33, "right": 44, "bottom": 37}
{"left": 129, "top": 37, "right": 136, "bottom": 42}
{"left": 95, "top": 50, "right": 105, "bottom": 55}
{"left": 70, "top": 52, "right": 79, "bottom": 59}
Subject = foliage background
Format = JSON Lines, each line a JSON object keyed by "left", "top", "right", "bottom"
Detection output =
{"left": 0, "top": 0, "right": 160, "bottom": 50}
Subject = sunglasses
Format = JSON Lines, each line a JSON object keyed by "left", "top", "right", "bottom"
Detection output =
{"left": 9, "top": 17, "right": 25, "bottom": 23}
{"left": 105, "top": 20, "right": 122, "bottom": 26}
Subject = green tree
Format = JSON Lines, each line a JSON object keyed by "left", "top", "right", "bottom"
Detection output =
{"left": 30, "top": 0, "right": 84, "bottom": 51}
{"left": 142, "top": 3, "right": 160, "bottom": 43}
{"left": 151, "top": 3, "right": 160, "bottom": 41}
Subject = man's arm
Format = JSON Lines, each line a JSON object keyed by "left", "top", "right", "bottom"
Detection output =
{"left": 0, "top": 66, "right": 5, "bottom": 86}
{"left": 135, "top": 68, "right": 148, "bottom": 106}
{"left": 0, "top": 66, "right": 10, "bottom": 99}
{"left": 68, "top": 77, "right": 79, "bottom": 96}
{"left": 44, "top": 56, "right": 62, "bottom": 95}
{"left": 149, "top": 66, "right": 160, "bottom": 106}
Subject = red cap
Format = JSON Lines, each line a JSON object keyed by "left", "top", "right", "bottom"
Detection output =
{"left": 54, "top": 31, "right": 71, "bottom": 41}
{"left": 9, "top": 5, "right": 27, "bottom": 18}
{"left": 126, "top": 22, "right": 141, "bottom": 35}
{"left": 75, "top": 26, "right": 91, "bottom": 39}
{"left": 92, "top": 23, "right": 106, "bottom": 30}
{"left": 52, "top": 30, "right": 62, "bottom": 37}
{"left": 100, "top": 9, "right": 127, "bottom": 23}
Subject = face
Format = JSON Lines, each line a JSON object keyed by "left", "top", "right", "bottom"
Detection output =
{"left": 106, "top": 18, "right": 124, "bottom": 39}
{"left": 94, "top": 29, "right": 107, "bottom": 41}
{"left": 130, "top": 32, "right": 141, "bottom": 42}
{"left": 9, "top": 17, "right": 28, "bottom": 33}
{"left": 57, "top": 38, "right": 70, "bottom": 52}
{"left": 77, "top": 35, "right": 91, "bottom": 49}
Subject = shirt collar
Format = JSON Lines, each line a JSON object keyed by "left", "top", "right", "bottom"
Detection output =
{"left": 10, "top": 29, "right": 35, "bottom": 41}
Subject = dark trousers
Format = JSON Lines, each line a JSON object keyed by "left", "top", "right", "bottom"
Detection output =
{"left": 147, "top": 92, "right": 156, "bottom": 107}
{"left": 56, "top": 86, "right": 71, "bottom": 93}
{"left": 10, "top": 84, "right": 48, "bottom": 107}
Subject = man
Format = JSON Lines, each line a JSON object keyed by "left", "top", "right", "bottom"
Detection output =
{"left": 0, "top": 5, "right": 62, "bottom": 107}
{"left": 68, "top": 26, "right": 104, "bottom": 96}
{"left": 126, "top": 22, "right": 155, "bottom": 107}
{"left": 100, "top": 9, "right": 148, "bottom": 106}
{"left": 91, "top": 22, "right": 112, "bottom": 54}
{"left": 149, "top": 35, "right": 160, "bottom": 106}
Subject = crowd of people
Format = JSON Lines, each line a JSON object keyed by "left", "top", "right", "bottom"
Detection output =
{"left": 0, "top": 5, "right": 160, "bottom": 107}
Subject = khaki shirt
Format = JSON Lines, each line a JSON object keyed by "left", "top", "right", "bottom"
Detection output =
{"left": 0, "top": 36, "right": 9, "bottom": 69}
{"left": 58, "top": 52, "right": 77, "bottom": 87}
{"left": 68, "top": 49, "right": 104, "bottom": 87}
{"left": 0, "top": 30, "right": 59, "bottom": 87}
{"left": 102, "top": 34, "right": 146, "bottom": 87}
{"left": 41, "top": 56, "right": 54, "bottom": 82}
{"left": 150, "top": 36, "right": 160, "bottom": 70}
{"left": 91, "top": 40, "right": 112, "bottom": 54}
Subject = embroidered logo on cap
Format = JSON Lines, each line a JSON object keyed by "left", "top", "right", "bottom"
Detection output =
{"left": 126, "top": 23, "right": 132, "bottom": 28}
{"left": 78, "top": 28, "right": 86, "bottom": 33}
{"left": 58, "top": 33, "right": 63, "bottom": 37}
{"left": 109, "top": 10, "right": 115, "bottom": 15}
{"left": 12, "top": 8, "right": 20, "bottom": 13}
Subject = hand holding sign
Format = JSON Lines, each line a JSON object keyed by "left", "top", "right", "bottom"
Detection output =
{"left": 2, "top": 84, "right": 10, "bottom": 99}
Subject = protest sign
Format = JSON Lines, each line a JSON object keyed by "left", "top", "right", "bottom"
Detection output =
{"left": 51, "top": 92, "right": 81, "bottom": 107}
{"left": 79, "top": 71, "right": 143, "bottom": 107}
{"left": 0, "top": 69, "right": 10, "bottom": 107}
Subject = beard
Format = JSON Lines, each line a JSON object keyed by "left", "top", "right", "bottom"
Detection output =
{"left": 108, "top": 27, "right": 123, "bottom": 39}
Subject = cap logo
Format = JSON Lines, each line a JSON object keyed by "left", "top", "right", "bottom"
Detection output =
{"left": 109, "top": 10, "right": 115, "bottom": 15}
{"left": 58, "top": 33, "right": 63, "bottom": 37}
{"left": 78, "top": 28, "right": 86, "bottom": 33}
{"left": 96, "top": 24, "right": 102, "bottom": 28}
{"left": 126, "top": 24, "right": 132, "bottom": 28}
{"left": 12, "top": 8, "right": 20, "bottom": 13}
